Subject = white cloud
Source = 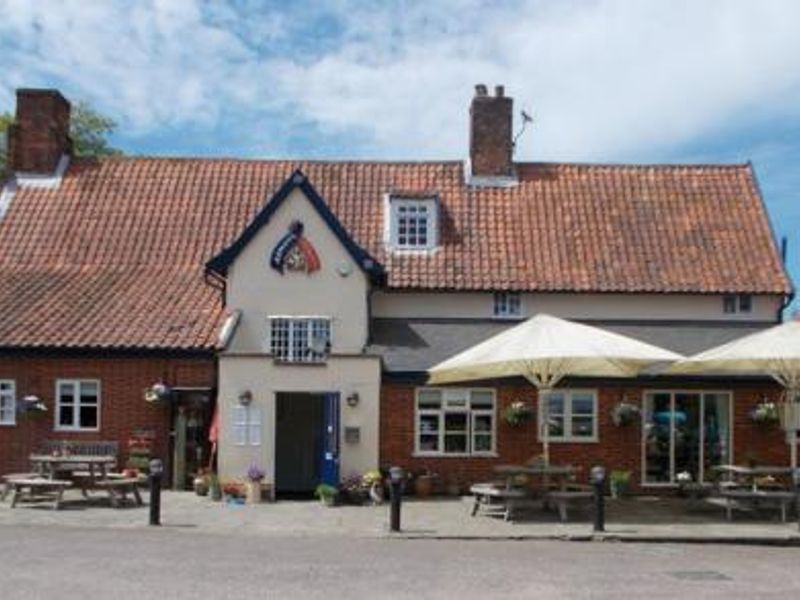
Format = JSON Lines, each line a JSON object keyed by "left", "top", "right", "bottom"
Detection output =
{"left": 1, "top": 0, "right": 799, "bottom": 162}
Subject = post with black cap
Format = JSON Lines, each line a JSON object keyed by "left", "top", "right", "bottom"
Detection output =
{"left": 149, "top": 458, "right": 164, "bottom": 526}
{"left": 793, "top": 468, "right": 800, "bottom": 533}
{"left": 590, "top": 465, "right": 606, "bottom": 533}
{"left": 389, "top": 466, "right": 404, "bottom": 532}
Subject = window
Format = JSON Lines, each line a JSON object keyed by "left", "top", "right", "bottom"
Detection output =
{"left": 55, "top": 379, "right": 100, "bottom": 431}
{"left": 0, "top": 380, "right": 15, "bottom": 425}
{"left": 493, "top": 291, "right": 522, "bottom": 318}
{"left": 723, "top": 294, "right": 752, "bottom": 314}
{"left": 233, "top": 405, "right": 262, "bottom": 446}
{"left": 269, "top": 317, "right": 331, "bottom": 363}
{"left": 540, "top": 390, "right": 598, "bottom": 442}
{"left": 387, "top": 197, "right": 438, "bottom": 251}
{"left": 415, "top": 388, "right": 495, "bottom": 455}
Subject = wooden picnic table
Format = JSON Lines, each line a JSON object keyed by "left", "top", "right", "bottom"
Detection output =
{"left": 29, "top": 454, "right": 116, "bottom": 487}
{"left": 709, "top": 465, "right": 796, "bottom": 522}
{"left": 711, "top": 465, "right": 793, "bottom": 492}
{"left": 494, "top": 463, "right": 577, "bottom": 492}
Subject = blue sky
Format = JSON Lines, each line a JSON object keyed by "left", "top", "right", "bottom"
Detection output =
{"left": 1, "top": 0, "right": 798, "bottom": 314}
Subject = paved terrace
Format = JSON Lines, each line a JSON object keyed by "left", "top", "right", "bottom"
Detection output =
{"left": 2, "top": 491, "right": 800, "bottom": 544}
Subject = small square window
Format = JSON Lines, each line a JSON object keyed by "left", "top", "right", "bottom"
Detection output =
{"left": 493, "top": 292, "right": 522, "bottom": 318}
{"left": 738, "top": 294, "right": 752, "bottom": 313}
{"left": 723, "top": 295, "right": 737, "bottom": 314}
{"left": 723, "top": 294, "right": 753, "bottom": 314}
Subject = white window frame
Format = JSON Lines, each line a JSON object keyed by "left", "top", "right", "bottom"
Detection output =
{"left": 232, "top": 404, "right": 262, "bottom": 447}
{"left": 723, "top": 294, "right": 753, "bottom": 314}
{"left": 538, "top": 389, "right": 599, "bottom": 443}
{"left": 640, "top": 389, "right": 733, "bottom": 487}
{"left": 0, "top": 379, "right": 16, "bottom": 426}
{"left": 493, "top": 291, "right": 523, "bottom": 319}
{"left": 414, "top": 388, "right": 496, "bottom": 457}
{"left": 55, "top": 379, "right": 101, "bottom": 432}
{"left": 385, "top": 196, "right": 439, "bottom": 252}
{"left": 268, "top": 316, "right": 331, "bottom": 363}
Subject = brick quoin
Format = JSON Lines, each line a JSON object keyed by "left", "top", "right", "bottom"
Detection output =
{"left": 0, "top": 354, "right": 215, "bottom": 475}
{"left": 379, "top": 381, "right": 789, "bottom": 492}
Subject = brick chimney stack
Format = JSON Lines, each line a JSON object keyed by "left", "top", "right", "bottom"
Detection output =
{"left": 469, "top": 83, "right": 513, "bottom": 178}
{"left": 7, "top": 89, "right": 72, "bottom": 174}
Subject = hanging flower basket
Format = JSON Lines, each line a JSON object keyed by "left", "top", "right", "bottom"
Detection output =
{"left": 144, "top": 382, "right": 172, "bottom": 404}
{"left": 750, "top": 401, "right": 780, "bottom": 425}
{"left": 610, "top": 401, "right": 641, "bottom": 427}
{"left": 503, "top": 402, "right": 534, "bottom": 427}
{"left": 19, "top": 395, "right": 48, "bottom": 418}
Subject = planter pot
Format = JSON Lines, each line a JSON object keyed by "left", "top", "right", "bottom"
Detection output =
{"left": 414, "top": 475, "right": 434, "bottom": 497}
{"left": 320, "top": 494, "right": 338, "bottom": 507}
{"left": 246, "top": 481, "right": 262, "bottom": 504}
{"left": 610, "top": 481, "right": 626, "bottom": 499}
{"left": 194, "top": 477, "right": 209, "bottom": 497}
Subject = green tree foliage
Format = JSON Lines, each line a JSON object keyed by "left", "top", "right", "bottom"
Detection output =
{"left": 0, "top": 101, "right": 122, "bottom": 177}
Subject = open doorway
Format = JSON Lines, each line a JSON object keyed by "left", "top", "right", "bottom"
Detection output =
{"left": 275, "top": 392, "right": 340, "bottom": 497}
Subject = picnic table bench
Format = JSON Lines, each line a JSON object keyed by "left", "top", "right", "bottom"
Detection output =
{"left": 94, "top": 477, "right": 144, "bottom": 508}
{"left": 717, "top": 489, "right": 796, "bottom": 523}
{"left": 546, "top": 489, "right": 594, "bottom": 523}
{"left": 6, "top": 478, "right": 73, "bottom": 510}
{"left": 469, "top": 483, "right": 529, "bottom": 521}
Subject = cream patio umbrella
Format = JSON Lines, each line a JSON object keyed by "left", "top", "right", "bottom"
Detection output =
{"left": 669, "top": 320, "right": 800, "bottom": 468}
{"left": 428, "top": 314, "right": 683, "bottom": 465}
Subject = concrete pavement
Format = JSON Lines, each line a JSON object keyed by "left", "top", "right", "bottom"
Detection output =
{"left": 1, "top": 490, "right": 800, "bottom": 544}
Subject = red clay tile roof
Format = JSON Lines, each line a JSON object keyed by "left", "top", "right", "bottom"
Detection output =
{"left": 0, "top": 158, "right": 791, "bottom": 350}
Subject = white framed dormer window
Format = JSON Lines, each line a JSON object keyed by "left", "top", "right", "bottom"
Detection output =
{"left": 233, "top": 404, "right": 262, "bottom": 446}
{"left": 269, "top": 317, "right": 331, "bottom": 363}
{"left": 539, "top": 389, "right": 598, "bottom": 443}
{"left": 0, "top": 380, "right": 16, "bottom": 426}
{"left": 723, "top": 294, "right": 753, "bottom": 314}
{"left": 493, "top": 291, "right": 522, "bottom": 319}
{"left": 386, "top": 196, "right": 439, "bottom": 251}
{"left": 55, "top": 379, "right": 100, "bottom": 431}
{"left": 415, "top": 388, "right": 496, "bottom": 456}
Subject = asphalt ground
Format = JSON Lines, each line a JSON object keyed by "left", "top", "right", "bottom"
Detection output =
{"left": 1, "top": 524, "right": 799, "bottom": 599}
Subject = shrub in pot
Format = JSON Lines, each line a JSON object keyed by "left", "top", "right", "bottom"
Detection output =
{"left": 609, "top": 470, "right": 632, "bottom": 498}
{"left": 315, "top": 483, "right": 339, "bottom": 507}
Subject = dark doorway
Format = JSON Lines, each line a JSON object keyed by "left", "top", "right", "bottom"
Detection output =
{"left": 275, "top": 393, "right": 325, "bottom": 495}
{"left": 170, "top": 389, "right": 213, "bottom": 490}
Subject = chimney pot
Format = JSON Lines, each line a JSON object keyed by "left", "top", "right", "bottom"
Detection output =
{"left": 8, "top": 89, "right": 72, "bottom": 174}
{"left": 474, "top": 84, "right": 488, "bottom": 97}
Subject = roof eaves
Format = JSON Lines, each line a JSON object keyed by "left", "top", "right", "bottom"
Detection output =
{"left": 205, "top": 169, "right": 385, "bottom": 285}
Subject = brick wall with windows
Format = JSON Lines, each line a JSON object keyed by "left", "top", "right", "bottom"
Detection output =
{"left": 380, "top": 381, "right": 790, "bottom": 492}
{"left": 0, "top": 354, "right": 214, "bottom": 475}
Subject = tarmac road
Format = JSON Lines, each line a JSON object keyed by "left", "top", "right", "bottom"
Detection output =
{"left": 0, "top": 524, "right": 798, "bottom": 599}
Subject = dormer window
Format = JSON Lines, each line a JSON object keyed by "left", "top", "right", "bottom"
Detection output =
{"left": 386, "top": 196, "right": 439, "bottom": 251}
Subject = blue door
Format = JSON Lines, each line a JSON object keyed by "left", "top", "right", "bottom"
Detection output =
{"left": 320, "top": 393, "right": 340, "bottom": 486}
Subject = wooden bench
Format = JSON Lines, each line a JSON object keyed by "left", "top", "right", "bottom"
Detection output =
{"left": 1, "top": 473, "right": 40, "bottom": 502}
{"left": 7, "top": 478, "right": 73, "bottom": 510}
{"left": 718, "top": 489, "right": 796, "bottom": 523}
{"left": 95, "top": 477, "right": 143, "bottom": 508}
{"left": 546, "top": 490, "right": 594, "bottom": 523}
{"left": 470, "top": 483, "right": 529, "bottom": 521}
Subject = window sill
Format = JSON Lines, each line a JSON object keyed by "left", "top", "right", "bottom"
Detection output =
{"left": 0, "top": 422, "right": 16, "bottom": 427}
{"left": 538, "top": 437, "right": 599, "bottom": 444}
{"left": 491, "top": 315, "right": 524, "bottom": 321}
{"left": 412, "top": 452, "right": 498, "bottom": 459}
{"left": 54, "top": 426, "right": 100, "bottom": 433}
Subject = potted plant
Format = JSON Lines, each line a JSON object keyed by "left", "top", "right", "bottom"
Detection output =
{"left": 315, "top": 483, "right": 339, "bottom": 507}
{"left": 245, "top": 465, "right": 266, "bottom": 504}
{"left": 193, "top": 469, "right": 210, "bottom": 496}
{"left": 222, "top": 480, "right": 245, "bottom": 504}
{"left": 503, "top": 401, "right": 534, "bottom": 427}
{"left": 414, "top": 470, "right": 436, "bottom": 497}
{"left": 209, "top": 472, "right": 222, "bottom": 501}
{"left": 609, "top": 470, "right": 632, "bottom": 498}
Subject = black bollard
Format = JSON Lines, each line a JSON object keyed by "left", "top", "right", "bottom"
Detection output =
{"left": 149, "top": 458, "right": 164, "bottom": 526}
{"left": 590, "top": 466, "right": 606, "bottom": 533}
{"left": 389, "top": 466, "right": 404, "bottom": 532}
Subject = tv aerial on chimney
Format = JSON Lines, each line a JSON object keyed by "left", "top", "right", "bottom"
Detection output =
{"left": 512, "top": 108, "right": 534, "bottom": 153}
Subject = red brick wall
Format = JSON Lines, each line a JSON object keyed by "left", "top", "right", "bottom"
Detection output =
{"left": 0, "top": 355, "right": 215, "bottom": 475}
{"left": 380, "top": 382, "right": 790, "bottom": 492}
